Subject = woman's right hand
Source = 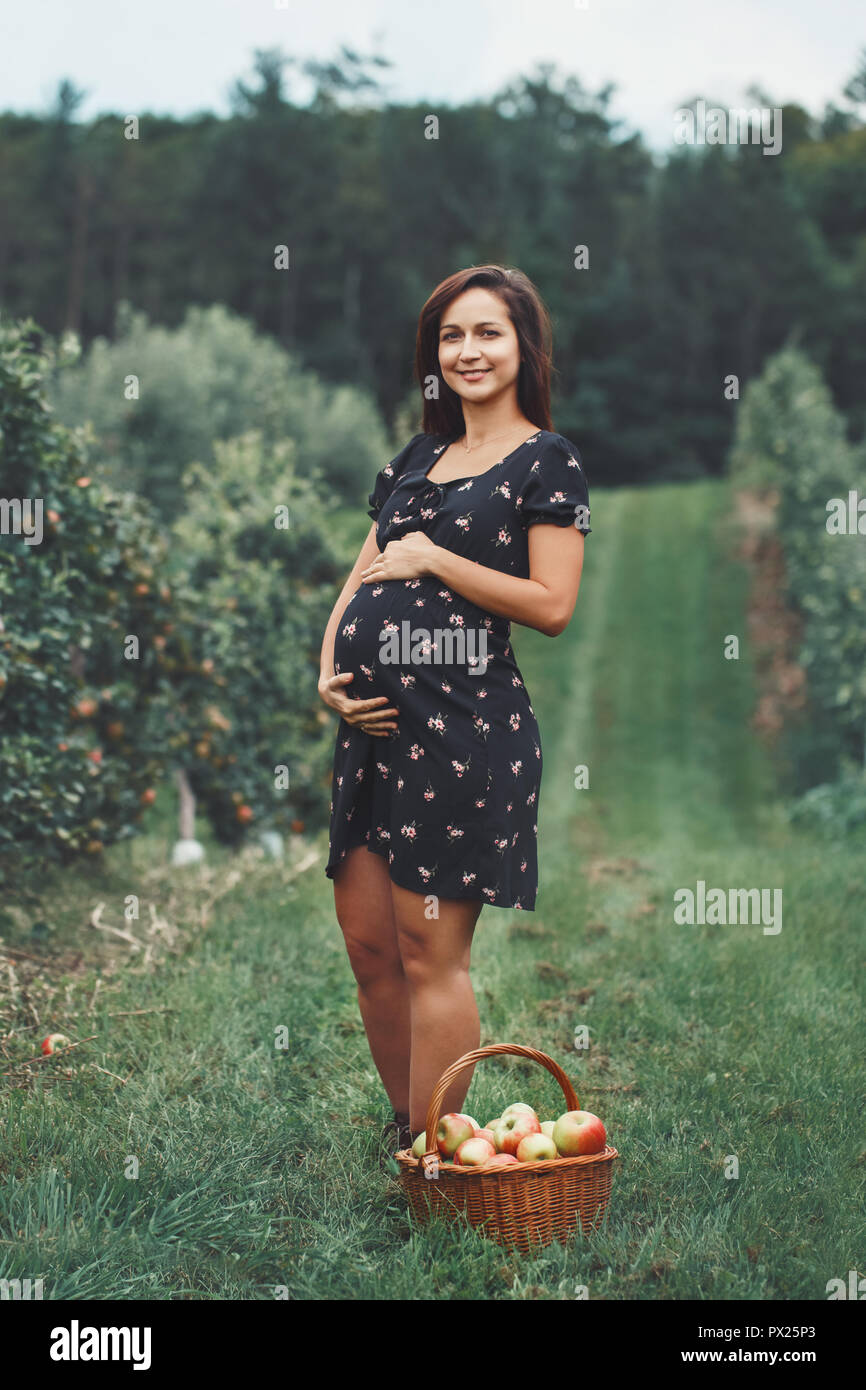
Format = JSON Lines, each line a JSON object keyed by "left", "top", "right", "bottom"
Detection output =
{"left": 317, "top": 671, "right": 399, "bottom": 737}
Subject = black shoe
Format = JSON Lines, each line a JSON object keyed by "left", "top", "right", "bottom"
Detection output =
{"left": 393, "top": 1112, "right": 414, "bottom": 1152}
{"left": 378, "top": 1112, "right": 414, "bottom": 1172}
{"left": 378, "top": 1119, "right": 402, "bottom": 1172}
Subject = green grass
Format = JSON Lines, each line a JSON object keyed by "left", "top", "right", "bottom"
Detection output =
{"left": 1, "top": 479, "right": 863, "bottom": 1299}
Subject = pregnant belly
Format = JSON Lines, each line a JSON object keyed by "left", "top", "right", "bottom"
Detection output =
{"left": 333, "top": 577, "right": 493, "bottom": 706}
{"left": 333, "top": 580, "right": 412, "bottom": 702}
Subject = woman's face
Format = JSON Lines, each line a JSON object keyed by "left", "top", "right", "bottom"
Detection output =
{"left": 437, "top": 287, "right": 521, "bottom": 407}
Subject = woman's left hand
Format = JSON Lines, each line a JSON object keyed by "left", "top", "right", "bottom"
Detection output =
{"left": 361, "top": 531, "right": 439, "bottom": 582}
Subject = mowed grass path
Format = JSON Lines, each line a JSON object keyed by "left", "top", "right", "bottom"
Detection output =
{"left": 2, "top": 481, "right": 863, "bottom": 1299}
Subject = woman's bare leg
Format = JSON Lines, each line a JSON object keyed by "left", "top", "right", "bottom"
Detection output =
{"left": 390, "top": 882, "right": 483, "bottom": 1136}
{"left": 333, "top": 846, "right": 411, "bottom": 1114}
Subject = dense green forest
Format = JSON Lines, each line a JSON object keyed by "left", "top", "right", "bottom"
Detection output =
{"left": 2, "top": 47, "right": 865, "bottom": 486}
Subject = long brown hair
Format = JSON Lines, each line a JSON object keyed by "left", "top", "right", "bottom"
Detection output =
{"left": 413, "top": 265, "right": 554, "bottom": 437}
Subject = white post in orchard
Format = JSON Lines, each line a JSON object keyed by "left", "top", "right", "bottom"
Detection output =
{"left": 171, "top": 767, "right": 205, "bottom": 866}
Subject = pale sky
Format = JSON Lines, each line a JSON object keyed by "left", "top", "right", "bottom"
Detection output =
{"left": 1, "top": 0, "right": 863, "bottom": 151}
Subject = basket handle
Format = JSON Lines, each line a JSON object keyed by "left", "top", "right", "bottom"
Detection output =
{"left": 420, "top": 1043, "right": 580, "bottom": 1169}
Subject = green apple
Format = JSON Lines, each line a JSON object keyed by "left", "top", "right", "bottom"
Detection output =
{"left": 516, "top": 1132, "right": 558, "bottom": 1162}
{"left": 488, "top": 1119, "right": 510, "bottom": 1152}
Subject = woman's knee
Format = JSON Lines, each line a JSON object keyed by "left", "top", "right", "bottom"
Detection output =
{"left": 340, "top": 920, "right": 404, "bottom": 988}
{"left": 333, "top": 847, "right": 403, "bottom": 986}
{"left": 397, "top": 925, "right": 470, "bottom": 985}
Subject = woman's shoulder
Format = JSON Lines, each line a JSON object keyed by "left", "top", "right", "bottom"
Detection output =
{"left": 382, "top": 432, "right": 429, "bottom": 475}
{"left": 523, "top": 429, "right": 586, "bottom": 474}
{"left": 534, "top": 429, "right": 582, "bottom": 458}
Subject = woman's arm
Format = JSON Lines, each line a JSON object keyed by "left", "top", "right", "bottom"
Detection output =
{"left": 360, "top": 526, "right": 585, "bottom": 637}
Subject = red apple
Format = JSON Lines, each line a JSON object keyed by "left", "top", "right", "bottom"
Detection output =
{"left": 456, "top": 1113, "right": 480, "bottom": 1133}
{"left": 516, "top": 1132, "right": 558, "bottom": 1162}
{"left": 455, "top": 1137, "right": 496, "bottom": 1167}
{"left": 436, "top": 1113, "right": 476, "bottom": 1159}
{"left": 498, "top": 1113, "right": 542, "bottom": 1156}
{"left": 501, "top": 1102, "right": 538, "bottom": 1122}
{"left": 484, "top": 1152, "right": 519, "bottom": 1168}
{"left": 476, "top": 1127, "right": 497, "bottom": 1148}
{"left": 41, "top": 1033, "right": 71, "bottom": 1055}
{"left": 552, "top": 1110, "right": 606, "bottom": 1157}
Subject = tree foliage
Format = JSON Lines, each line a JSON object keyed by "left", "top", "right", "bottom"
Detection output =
{"left": 730, "top": 345, "right": 866, "bottom": 781}
{"left": 2, "top": 52, "right": 864, "bottom": 486}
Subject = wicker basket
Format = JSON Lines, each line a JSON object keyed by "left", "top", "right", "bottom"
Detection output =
{"left": 395, "top": 1043, "right": 618, "bottom": 1253}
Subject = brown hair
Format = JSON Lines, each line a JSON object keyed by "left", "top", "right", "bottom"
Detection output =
{"left": 413, "top": 265, "right": 554, "bottom": 437}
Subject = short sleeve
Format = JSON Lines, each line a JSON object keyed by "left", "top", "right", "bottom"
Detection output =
{"left": 367, "top": 433, "right": 426, "bottom": 521}
{"left": 517, "top": 434, "right": 592, "bottom": 535}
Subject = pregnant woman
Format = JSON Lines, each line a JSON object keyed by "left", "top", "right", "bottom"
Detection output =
{"left": 318, "top": 264, "right": 591, "bottom": 1159}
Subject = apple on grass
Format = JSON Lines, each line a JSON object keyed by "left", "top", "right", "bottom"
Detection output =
{"left": 41, "top": 1033, "right": 71, "bottom": 1055}
{"left": 552, "top": 1110, "right": 607, "bottom": 1157}
{"left": 498, "top": 1113, "right": 542, "bottom": 1156}
{"left": 455, "top": 1137, "right": 496, "bottom": 1166}
{"left": 437, "top": 1113, "right": 476, "bottom": 1159}
{"left": 516, "top": 1132, "right": 558, "bottom": 1162}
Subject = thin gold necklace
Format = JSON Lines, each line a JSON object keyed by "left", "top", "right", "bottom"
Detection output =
{"left": 459, "top": 423, "right": 531, "bottom": 453}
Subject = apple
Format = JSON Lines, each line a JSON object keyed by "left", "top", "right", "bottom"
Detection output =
{"left": 484, "top": 1152, "right": 519, "bottom": 1168}
{"left": 476, "top": 1128, "right": 497, "bottom": 1148}
{"left": 455, "top": 1137, "right": 496, "bottom": 1167}
{"left": 487, "top": 1120, "right": 510, "bottom": 1152}
{"left": 540, "top": 1121, "right": 556, "bottom": 1139}
{"left": 498, "top": 1113, "right": 542, "bottom": 1156}
{"left": 552, "top": 1110, "right": 607, "bottom": 1157}
{"left": 412, "top": 1131, "right": 431, "bottom": 1159}
{"left": 500, "top": 1103, "right": 538, "bottom": 1122}
{"left": 484, "top": 1117, "right": 502, "bottom": 1131}
{"left": 456, "top": 1113, "right": 480, "bottom": 1133}
{"left": 437, "top": 1113, "right": 476, "bottom": 1159}
{"left": 41, "top": 1033, "right": 71, "bottom": 1055}
{"left": 516, "top": 1132, "right": 558, "bottom": 1162}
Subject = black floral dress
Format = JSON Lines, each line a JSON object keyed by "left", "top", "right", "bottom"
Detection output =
{"left": 324, "top": 429, "right": 591, "bottom": 910}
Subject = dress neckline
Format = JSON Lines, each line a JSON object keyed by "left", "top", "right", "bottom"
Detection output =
{"left": 422, "top": 429, "right": 544, "bottom": 487}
